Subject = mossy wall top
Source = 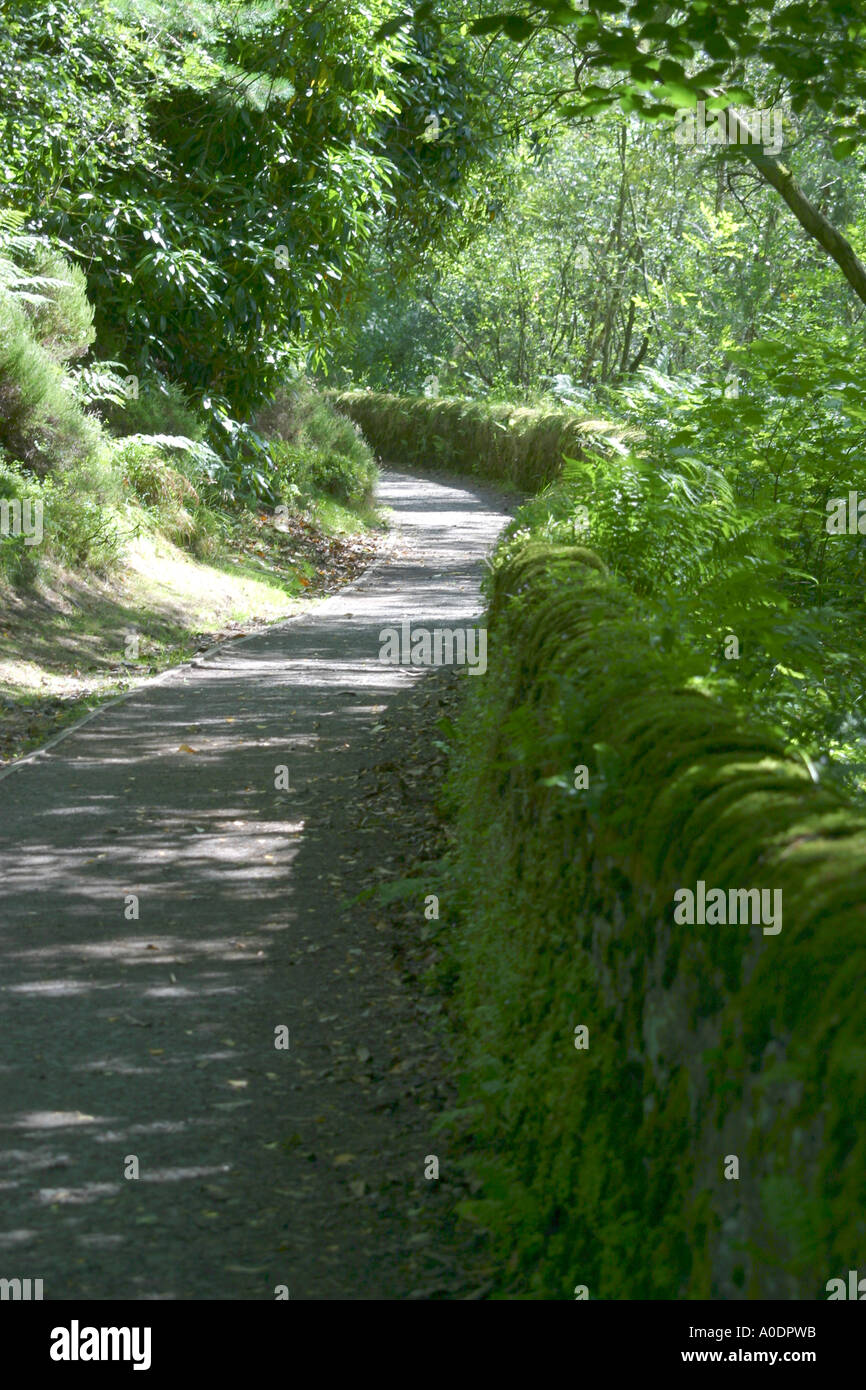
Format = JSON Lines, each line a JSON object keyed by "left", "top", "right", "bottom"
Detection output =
{"left": 330, "top": 391, "right": 590, "bottom": 490}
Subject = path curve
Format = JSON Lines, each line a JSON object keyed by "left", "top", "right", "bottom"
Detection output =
{"left": 0, "top": 470, "right": 513, "bottom": 1300}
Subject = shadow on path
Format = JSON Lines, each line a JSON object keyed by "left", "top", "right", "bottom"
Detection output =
{"left": 0, "top": 470, "right": 513, "bottom": 1299}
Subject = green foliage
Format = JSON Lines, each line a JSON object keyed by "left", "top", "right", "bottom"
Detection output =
{"left": 261, "top": 384, "right": 378, "bottom": 506}
{"left": 112, "top": 438, "right": 201, "bottom": 510}
{"left": 331, "top": 389, "right": 626, "bottom": 489}
{"left": 443, "top": 538, "right": 866, "bottom": 1298}
{"left": 0, "top": 456, "right": 44, "bottom": 585}
{"left": 0, "top": 227, "right": 102, "bottom": 476}
{"left": 341, "top": 109, "right": 866, "bottom": 398}
{"left": 102, "top": 377, "right": 205, "bottom": 441}
{"left": 357, "top": 357, "right": 866, "bottom": 796}
{"left": 18, "top": 245, "right": 95, "bottom": 363}
{"left": 273, "top": 444, "right": 374, "bottom": 507}
{"left": 0, "top": 448, "right": 126, "bottom": 582}
{"left": 476, "top": 0, "right": 866, "bottom": 141}
{"left": 3, "top": 1, "right": 502, "bottom": 421}
{"left": 589, "top": 338, "right": 866, "bottom": 781}
{"left": 110, "top": 435, "right": 220, "bottom": 552}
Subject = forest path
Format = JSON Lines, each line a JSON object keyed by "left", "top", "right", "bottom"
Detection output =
{"left": 0, "top": 469, "right": 513, "bottom": 1300}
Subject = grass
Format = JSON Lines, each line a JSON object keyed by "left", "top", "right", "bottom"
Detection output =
{"left": 307, "top": 494, "right": 387, "bottom": 535}
{"left": 0, "top": 485, "right": 384, "bottom": 768}
{"left": 0, "top": 225, "right": 386, "bottom": 763}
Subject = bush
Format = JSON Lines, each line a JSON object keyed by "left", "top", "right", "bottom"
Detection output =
{"left": 0, "top": 239, "right": 103, "bottom": 476}
{"left": 49, "top": 489, "right": 125, "bottom": 572}
{"left": 271, "top": 440, "right": 376, "bottom": 507}
{"left": 0, "top": 449, "right": 125, "bottom": 582}
{"left": 253, "top": 382, "right": 310, "bottom": 447}
{"left": 102, "top": 376, "right": 205, "bottom": 441}
{"left": 307, "top": 447, "right": 377, "bottom": 505}
{"left": 19, "top": 245, "right": 95, "bottom": 362}
{"left": 113, "top": 438, "right": 200, "bottom": 509}
{"left": 258, "top": 383, "right": 378, "bottom": 506}
{"left": 111, "top": 436, "right": 217, "bottom": 551}
{"left": 48, "top": 448, "right": 127, "bottom": 572}
{"left": 0, "top": 456, "right": 43, "bottom": 585}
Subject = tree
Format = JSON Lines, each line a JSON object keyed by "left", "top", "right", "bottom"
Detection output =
{"left": 460, "top": 1, "right": 866, "bottom": 305}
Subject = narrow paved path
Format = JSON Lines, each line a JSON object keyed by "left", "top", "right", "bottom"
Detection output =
{"left": 0, "top": 470, "right": 513, "bottom": 1300}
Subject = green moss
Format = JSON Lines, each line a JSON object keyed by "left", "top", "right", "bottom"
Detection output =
{"left": 329, "top": 390, "right": 603, "bottom": 489}
{"left": 442, "top": 537, "right": 866, "bottom": 1300}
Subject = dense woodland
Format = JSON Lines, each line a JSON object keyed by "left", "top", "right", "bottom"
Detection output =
{"left": 2, "top": 0, "right": 866, "bottom": 1304}
{"left": 4, "top": 0, "right": 866, "bottom": 782}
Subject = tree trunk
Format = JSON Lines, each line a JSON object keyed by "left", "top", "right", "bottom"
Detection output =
{"left": 720, "top": 103, "right": 866, "bottom": 308}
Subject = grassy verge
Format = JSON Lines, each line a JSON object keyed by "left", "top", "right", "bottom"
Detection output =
{"left": 0, "top": 251, "right": 385, "bottom": 767}
{"left": 0, "top": 495, "right": 384, "bottom": 768}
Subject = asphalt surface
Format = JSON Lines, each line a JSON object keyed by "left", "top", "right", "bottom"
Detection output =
{"left": 0, "top": 469, "right": 513, "bottom": 1299}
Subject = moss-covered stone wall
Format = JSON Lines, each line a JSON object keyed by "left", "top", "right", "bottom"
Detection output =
{"left": 445, "top": 541, "right": 866, "bottom": 1299}
{"left": 330, "top": 391, "right": 593, "bottom": 489}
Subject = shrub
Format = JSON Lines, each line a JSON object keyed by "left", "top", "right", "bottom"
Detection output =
{"left": 113, "top": 438, "right": 200, "bottom": 509}
{"left": 253, "top": 382, "right": 310, "bottom": 447}
{"left": 271, "top": 440, "right": 376, "bottom": 507}
{"left": 259, "top": 383, "right": 378, "bottom": 506}
{"left": 0, "top": 456, "right": 43, "bottom": 585}
{"left": 18, "top": 245, "right": 96, "bottom": 362}
{"left": 49, "top": 489, "right": 125, "bottom": 572}
{"left": 0, "top": 240, "right": 103, "bottom": 476}
{"left": 102, "top": 376, "right": 205, "bottom": 441}
{"left": 0, "top": 449, "right": 125, "bottom": 582}
{"left": 47, "top": 448, "right": 127, "bottom": 572}
{"left": 304, "top": 446, "right": 377, "bottom": 505}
